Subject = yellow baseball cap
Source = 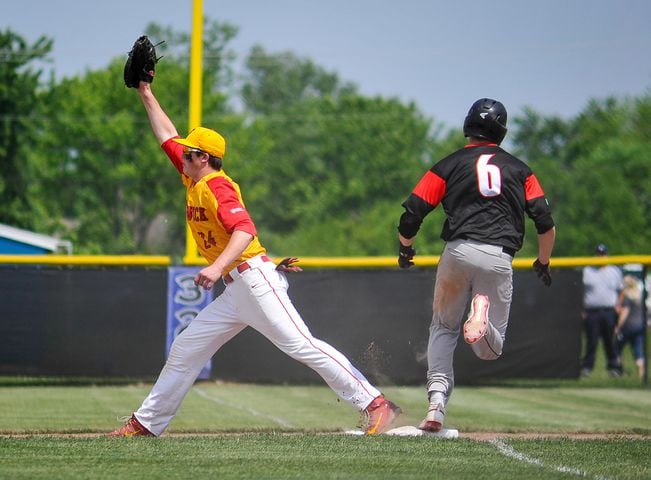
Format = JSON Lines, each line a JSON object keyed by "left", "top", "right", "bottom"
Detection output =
{"left": 173, "top": 127, "right": 226, "bottom": 159}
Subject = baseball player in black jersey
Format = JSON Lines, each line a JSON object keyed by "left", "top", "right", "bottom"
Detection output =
{"left": 397, "top": 98, "right": 556, "bottom": 432}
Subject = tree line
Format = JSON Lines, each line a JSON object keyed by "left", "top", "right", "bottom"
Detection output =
{"left": 1, "top": 21, "right": 650, "bottom": 259}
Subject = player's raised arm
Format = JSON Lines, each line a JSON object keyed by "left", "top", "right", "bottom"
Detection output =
{"left": 137, "top": 82, "right": 178, "bottom": 144}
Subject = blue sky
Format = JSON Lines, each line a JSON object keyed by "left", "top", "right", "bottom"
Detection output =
{"left": 4, "top": 0, "right": 651, "bottom": 129}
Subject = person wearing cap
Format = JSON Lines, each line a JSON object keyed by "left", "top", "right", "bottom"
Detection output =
{"left": 108, "top": 79, "right": 401, "bottom": 437}
{"left": 580, "top": 243, "right": 623, "bottom": 377}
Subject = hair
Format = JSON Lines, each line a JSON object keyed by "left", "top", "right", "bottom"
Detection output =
{"left": 622, "top": 275, "right": 642, "bottom": 303}
{"left": 208, "top": 155, "right": 223, "bottom": 171}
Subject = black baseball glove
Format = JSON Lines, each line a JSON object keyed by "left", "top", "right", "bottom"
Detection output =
{"left": 533, "top": 259, "right": 552, "bottom": 287}
{"left": 124, "top": 35, "right": 164, "bottom": 88}
{"left": 398, "top": 243, "right": 416, "bottom": 269}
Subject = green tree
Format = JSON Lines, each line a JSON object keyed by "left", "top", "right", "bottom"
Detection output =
{"left": 512, "top": 93, "right": 651, "bottom": 256}
{"left": 241, "top": 96, "right": 436, "bottom": 255}
{"left": 242, "top": 45, "right": 357, "bottom": 115}
{"left": 511, "top": 107, "right": 571, "bottom": 164}
{"left": 0, "top": 29, "right": 52, "bottom": 229}
{"left": 558, "top": 140, "right": 649, "bottom": 255}
{"left": 15, "top": 16, "right": 651, "bottom": 259}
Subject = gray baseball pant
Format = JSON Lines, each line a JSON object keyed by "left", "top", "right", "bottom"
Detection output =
{"left": 426, "top": 239, "right": 514, "bottom": 403}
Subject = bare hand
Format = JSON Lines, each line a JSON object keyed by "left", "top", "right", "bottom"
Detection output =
{"left": 194, "top": 264, "right": 222, "bottom": 290}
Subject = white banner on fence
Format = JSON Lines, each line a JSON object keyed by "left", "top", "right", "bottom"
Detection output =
{"left": 166, "top": 266, "right": 212, "bottom": 379}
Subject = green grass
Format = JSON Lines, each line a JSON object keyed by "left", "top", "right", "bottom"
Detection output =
{"left": 0, "top": 435, "right": 648, "bottom": 479}
{"left": 0, "top": 380, "right": 649, "bottom": 479}
{"left": 0, "top": 383, "right": 649, "bottom": 435}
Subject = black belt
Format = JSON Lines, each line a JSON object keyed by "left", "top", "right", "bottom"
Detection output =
{"left": 457, "top": 237, "right": 515, "bottom": 257}
{"left": 585, "top": 306, "right": 616, "bottom": 312}
{"left": 223, "top": 255, "right": 272, "bottom": 284}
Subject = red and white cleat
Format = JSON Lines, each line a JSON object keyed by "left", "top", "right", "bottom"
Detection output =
{"left": 107, "top": 414, "right": 154, "bottom": 437}
{"left": 463, "top": 294, "right": 490, "bottom": 344}
{"left": 362, "top": 395, "right": 402, "bottom": 435}
{"left": 418, "top": 403, "right": 446, "bottom": 432}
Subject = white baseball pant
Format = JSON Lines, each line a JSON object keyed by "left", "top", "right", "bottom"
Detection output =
{"left": 426, "top": 239, "right": 514, "bottom": 403}
{"left": 134, "top": 254, "right": 380, "bottom": 436}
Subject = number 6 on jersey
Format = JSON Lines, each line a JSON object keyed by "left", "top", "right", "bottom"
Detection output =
{"left": 476, "top": 154, "right": 501, "bottom": 197}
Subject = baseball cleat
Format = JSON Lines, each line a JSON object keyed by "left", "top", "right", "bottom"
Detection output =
{"left": 463, "top": 294, "right": 490, "bottom": 344}
{"left": 418, "top": 403, "right": 446, "bottom": 432}
{"left": 362, "top": 395, "right": 402, "bottom": 435}
{"left": 107, "top": 414, "right": 154, "bottom": 437}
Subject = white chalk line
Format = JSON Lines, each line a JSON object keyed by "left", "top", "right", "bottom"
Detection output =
{"left": 193, "top": 387, "right": 295, "bottom": 428}
{"left": 489, "top": 439, "right": 612, "bottom": 480}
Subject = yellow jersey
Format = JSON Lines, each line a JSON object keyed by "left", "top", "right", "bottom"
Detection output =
{"left": 162, "top": 138, "right": 266, "bottom": 274}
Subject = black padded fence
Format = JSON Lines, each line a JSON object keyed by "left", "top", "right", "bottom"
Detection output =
{"left": 0, "top": 266, "right": 168, "bottom": 377}
{"left": 0, "top": 265, "right": 582, "bottom": 384}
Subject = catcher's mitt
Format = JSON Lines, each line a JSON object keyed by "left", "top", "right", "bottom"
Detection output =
{"left": 124, "top": 35, "right": 164, "bottom": 88}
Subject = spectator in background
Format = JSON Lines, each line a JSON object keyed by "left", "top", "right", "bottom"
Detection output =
{"left": 614, "top": 275, "right": 646, "bottom": 379}
{"left": 580, "top": 243, "right": 623, "bottom": 377}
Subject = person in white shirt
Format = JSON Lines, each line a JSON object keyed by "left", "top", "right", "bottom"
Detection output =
{"left": 580, "top": 243, "right": 623, "bottom": 377}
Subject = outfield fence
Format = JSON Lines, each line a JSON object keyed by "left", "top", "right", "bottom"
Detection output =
{"left": 0, "top": 255, "right": 647, "bottom": 385}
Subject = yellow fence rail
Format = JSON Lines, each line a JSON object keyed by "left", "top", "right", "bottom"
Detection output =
{"left": 0, "top": 255, "right": 171, "bottom": 266}
{"left": 2, "top": 254, "right": 651, "bottom": 269}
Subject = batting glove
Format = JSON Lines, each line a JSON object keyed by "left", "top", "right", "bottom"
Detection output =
{"left": 533, "top": 259, "right": 552, "bottom": 287}
{"left": 398, "top": 243, "right": 416, "bottom": 269}
{"left": 276, "top": 257, "right": 302, "bottom": 273}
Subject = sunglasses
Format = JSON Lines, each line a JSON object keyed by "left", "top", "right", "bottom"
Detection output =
{"left": 182, "top": 148, "right": 203, "bottom": 160}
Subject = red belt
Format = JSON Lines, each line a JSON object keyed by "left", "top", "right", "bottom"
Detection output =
{"left": 223, "top": 255, "right": 272, "bottom": 284}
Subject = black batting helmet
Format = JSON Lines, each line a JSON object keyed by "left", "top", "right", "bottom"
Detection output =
{"left": 463, "top": 98, "right": 508, "bottom": 144}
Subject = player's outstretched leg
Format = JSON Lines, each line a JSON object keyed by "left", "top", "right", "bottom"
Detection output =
{"left": 463, "top": 294, "right": 490, "bottom": 344}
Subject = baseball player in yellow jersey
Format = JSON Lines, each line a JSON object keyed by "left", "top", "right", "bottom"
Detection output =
{"left": 108, "top": 80, "right": 400, "bottom": 437}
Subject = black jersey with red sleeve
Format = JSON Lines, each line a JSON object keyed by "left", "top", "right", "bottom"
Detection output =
{"left": 399, "top": 143, "right": 554, "bottom": 252}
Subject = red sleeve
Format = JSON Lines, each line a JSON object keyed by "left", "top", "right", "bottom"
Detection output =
{"left": 524, "top": 174, "right": 545, "bottom": 200}
{"left": 206, "top": 177, "right": 258, "bottom": 236}
{"left": 161, "top": 137, "right": 184, "bottom": 175}
{"left": 412, "top": 170, "right": 446, "bottom": 207}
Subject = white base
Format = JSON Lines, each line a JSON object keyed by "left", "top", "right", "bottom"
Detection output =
{"left": 386, "top": 425, "right": 459, "bottom": 438}
{"left": 344, "top": 425, "right": 459, "bottom": 438}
